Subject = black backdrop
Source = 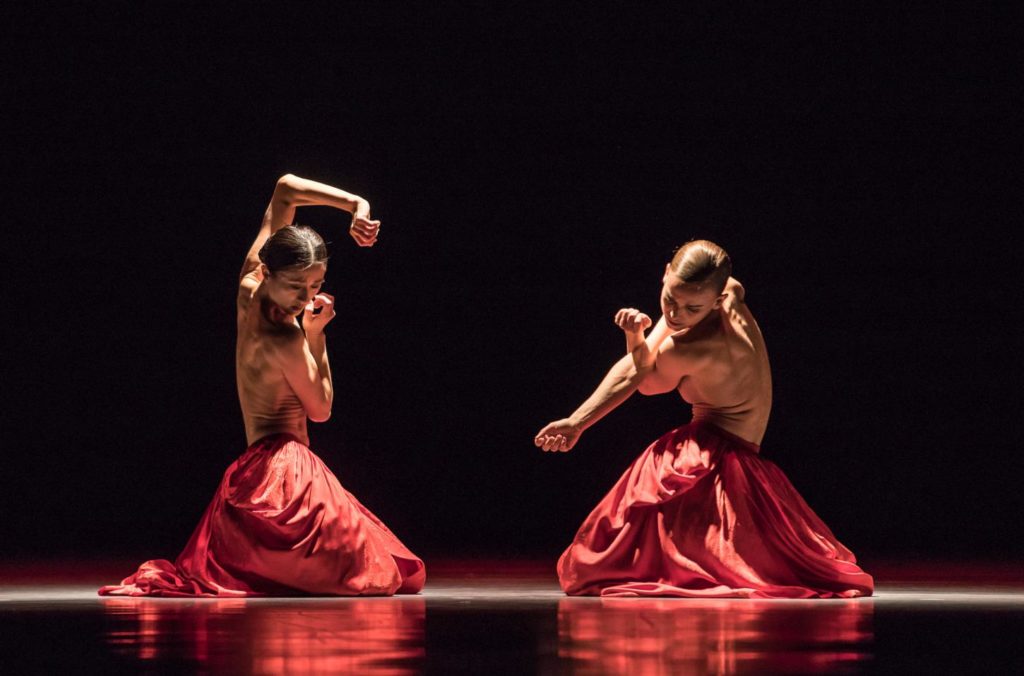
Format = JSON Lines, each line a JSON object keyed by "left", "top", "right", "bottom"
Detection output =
{"left": 3, "top": 4, "right": 1020, "bottom": 564}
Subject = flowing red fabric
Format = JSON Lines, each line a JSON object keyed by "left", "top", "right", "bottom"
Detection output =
{"left": 558, "top": 421, "right": 873, "bottom": 598}
{"left": 99, "top": 434, "right": 425, "bottom": 597}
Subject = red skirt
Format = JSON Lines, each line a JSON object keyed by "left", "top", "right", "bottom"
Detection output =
{"left": 558, "top": 421, "right": 873, "bottom": 598}
{"left": 99, "top": 434, "right": 425, "bottom": 597}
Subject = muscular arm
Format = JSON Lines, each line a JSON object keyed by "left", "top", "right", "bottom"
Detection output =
{"left": 567, "top": 353, "right": 646, "bottom": 432}
{"left": 535, "top": 315, "right": 683, "bottom": 451}
{"left": 533, "top": 353, "right": 644, "bottom": 451}
{"left": 637, "top": 340, "right": 688, "bottom": 395}
{"left": 610, "top": 311, "right": 688, "bottom": 396}
{"left": 570, "top": 312, "right": 685, "bottom": 430}
{"left": 275, "top": 328, "right": 334, "bottom": 422}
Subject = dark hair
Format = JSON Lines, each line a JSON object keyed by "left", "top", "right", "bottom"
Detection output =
{"left": 669, "top": 239, "right": 732, "bottom": 294}
{"left": 258, "top": 225, "right": 328, "bottom": 273}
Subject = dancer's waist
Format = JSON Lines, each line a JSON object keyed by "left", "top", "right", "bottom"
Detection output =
{"left": 247, "top": 430, "right": 309, "bottom": 451}
{"left": 689, "top": 414, "right": 762, "bottom": 453}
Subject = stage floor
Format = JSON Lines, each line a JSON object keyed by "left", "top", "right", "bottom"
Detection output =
{"left": 2, "top": 561, "right": 1022, "bottom": 673}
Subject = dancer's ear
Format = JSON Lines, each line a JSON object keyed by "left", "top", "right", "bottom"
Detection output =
{"left": 713, "top": 293, "right": 727, "bottom": 310}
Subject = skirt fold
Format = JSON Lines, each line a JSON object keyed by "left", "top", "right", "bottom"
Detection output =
{"left": 558, "top": 422, "right": 873, "bottom": 598}
{"left": 99, "top": 434, "right": 425, "bottom": 597}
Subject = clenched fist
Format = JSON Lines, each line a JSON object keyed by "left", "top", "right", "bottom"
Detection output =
{"left": 349, "top": 215, "right": 380, "bottom": 247}
{"left": 302, "top": 293, "right": 336, "bottom": 335}
{"left": 534, "top": 418, "right": 583, "bottom": 452}
{"left": 614, "top": 307, "right": 652, "bottom": 334}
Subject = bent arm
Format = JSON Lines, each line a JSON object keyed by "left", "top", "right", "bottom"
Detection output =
{"left": 625, "top": 315, "right": 687, "bottom": 396}
{"left": 625, "top": 314, "right": 672, "bottom": 377}
{"left": 570, "top": 314, "right": 689, "bottom": 429}
{"left": 240, "top": 176, "right": 298, "bottom": 283}
{"left": 273, "top": 173, "right": 370, "bottom": 218}
{"left": 276, "top": 330, "right": 334, "bottom": 422}
{"left": 636, "top": 338, "right": 688, "bottom": 395}
{"left": 240, "top": 174, "right": 371, "bottom": 284}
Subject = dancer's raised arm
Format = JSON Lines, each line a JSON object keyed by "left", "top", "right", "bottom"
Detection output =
{"left": 240, "top": 174, "right": 380, "bottom": 286}
{"left": 234, "top": 174, "right": 381, "bottom": 425}
{"left": 534, "top": 310, "right": 687, "bottom": 452}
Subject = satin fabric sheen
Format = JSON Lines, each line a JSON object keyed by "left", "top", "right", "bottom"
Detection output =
{"left": 558, "top": 421, "right": 873, "bottom": 598}
{"left": 99, "top": 434, "right": 425, "bottom": 597}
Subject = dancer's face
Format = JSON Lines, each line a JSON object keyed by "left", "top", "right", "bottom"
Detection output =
{"left": 262, "top": 263, "right": 327, "bottom": 316}
{"left": 660, "top": 265, "right": 726, "bottom": 331}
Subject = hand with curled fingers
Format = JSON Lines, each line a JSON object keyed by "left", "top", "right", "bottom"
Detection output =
{"left": 534, "top": 418, "right": 583, "bottom": 453}
{"left": 614, "top": 307, "right": 652, "bottom": 334}
{"left": 349, "top": 214, "right": 381, "bottom": 247}
{"left": 302, "top": 293, "right": 337, "bottom": 335}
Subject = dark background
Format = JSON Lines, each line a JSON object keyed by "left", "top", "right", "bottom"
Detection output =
{"left": 2, "top": 4, "right": 1020, "bottom": 565}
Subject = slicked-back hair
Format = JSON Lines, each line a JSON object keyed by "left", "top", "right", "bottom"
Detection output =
{"left": 669, "top": 240, "right": 732, "bottom": 294}
{"left": 258, "top": 225, "right": 329, "bottom": 273}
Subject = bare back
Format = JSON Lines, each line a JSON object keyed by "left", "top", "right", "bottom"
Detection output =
{"left": 672, "top": 281, "right": 772, "bottom": 445}
{"left": 236, "top": 274, "right": 310, "bottom": 445}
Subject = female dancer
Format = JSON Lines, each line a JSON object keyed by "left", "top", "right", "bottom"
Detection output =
{"left": 535, "top": 240, "right": 872, "bottom": 598}
{"left": 101, "top": 174, "right": 425, "bottom": 596}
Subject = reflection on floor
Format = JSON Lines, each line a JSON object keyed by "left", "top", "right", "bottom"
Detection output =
{"left": 2, "top": 560, "right": 1022, "bottom": 673}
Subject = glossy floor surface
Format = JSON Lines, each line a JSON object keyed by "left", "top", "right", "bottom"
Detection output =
{"left": 2, "top": 561, "right": 1022, "bottom": 673}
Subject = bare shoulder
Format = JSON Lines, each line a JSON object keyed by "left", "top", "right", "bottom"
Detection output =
{"left": 724, "top": 276, "right": 746, "bottom": 304}
{"left": 665, "top": 314, "right": 728, "bottom": 368}
{"left": 662, "top": 329, "right": 707, "bottom": 364}
{"left": 237, "top": 269, "right": 264, "bottom": 311}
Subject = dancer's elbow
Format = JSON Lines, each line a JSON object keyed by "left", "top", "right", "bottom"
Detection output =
{"left": 637, "top": 369, "right": 678, "bottom": 396}
{"left": 628, "top": 363, "right": 655, "bottom": 390}
{"left": 274, "top": 174, "right": 300, "bottom": 204}
{"left": 307, "top": 395, "right": 333, "bottom": 422}
{"left": 636, "top": 375, "right": 662, "bottom": 396}
{"left": 308, "top": 407, "right": 332, "bottom": 423}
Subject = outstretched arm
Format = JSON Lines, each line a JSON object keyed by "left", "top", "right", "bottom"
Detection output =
{"left": 534, "top": 309, "right": 681, "bottom": 452}
{"left": 533, "top": 353, "right": 643, "bottom": 452}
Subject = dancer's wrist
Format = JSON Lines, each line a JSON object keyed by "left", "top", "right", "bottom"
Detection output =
{"left": 353, "top": 199, "right": 370, "bottom": 220}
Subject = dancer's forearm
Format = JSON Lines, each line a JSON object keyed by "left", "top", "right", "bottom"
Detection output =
{"left": 244, "top": 174, "right": 375, "bottom": 280}
{"left": 624, "top": 330, "right": 657, "bottom": 376}
{"left": 276, "top": 174, "right": 370, "bottom": 218}
{"left": 305, "top": 333, "right": 334, "bottom": 421}
{"left": 569, "top": 355, "right": 644, "bottom": 431}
